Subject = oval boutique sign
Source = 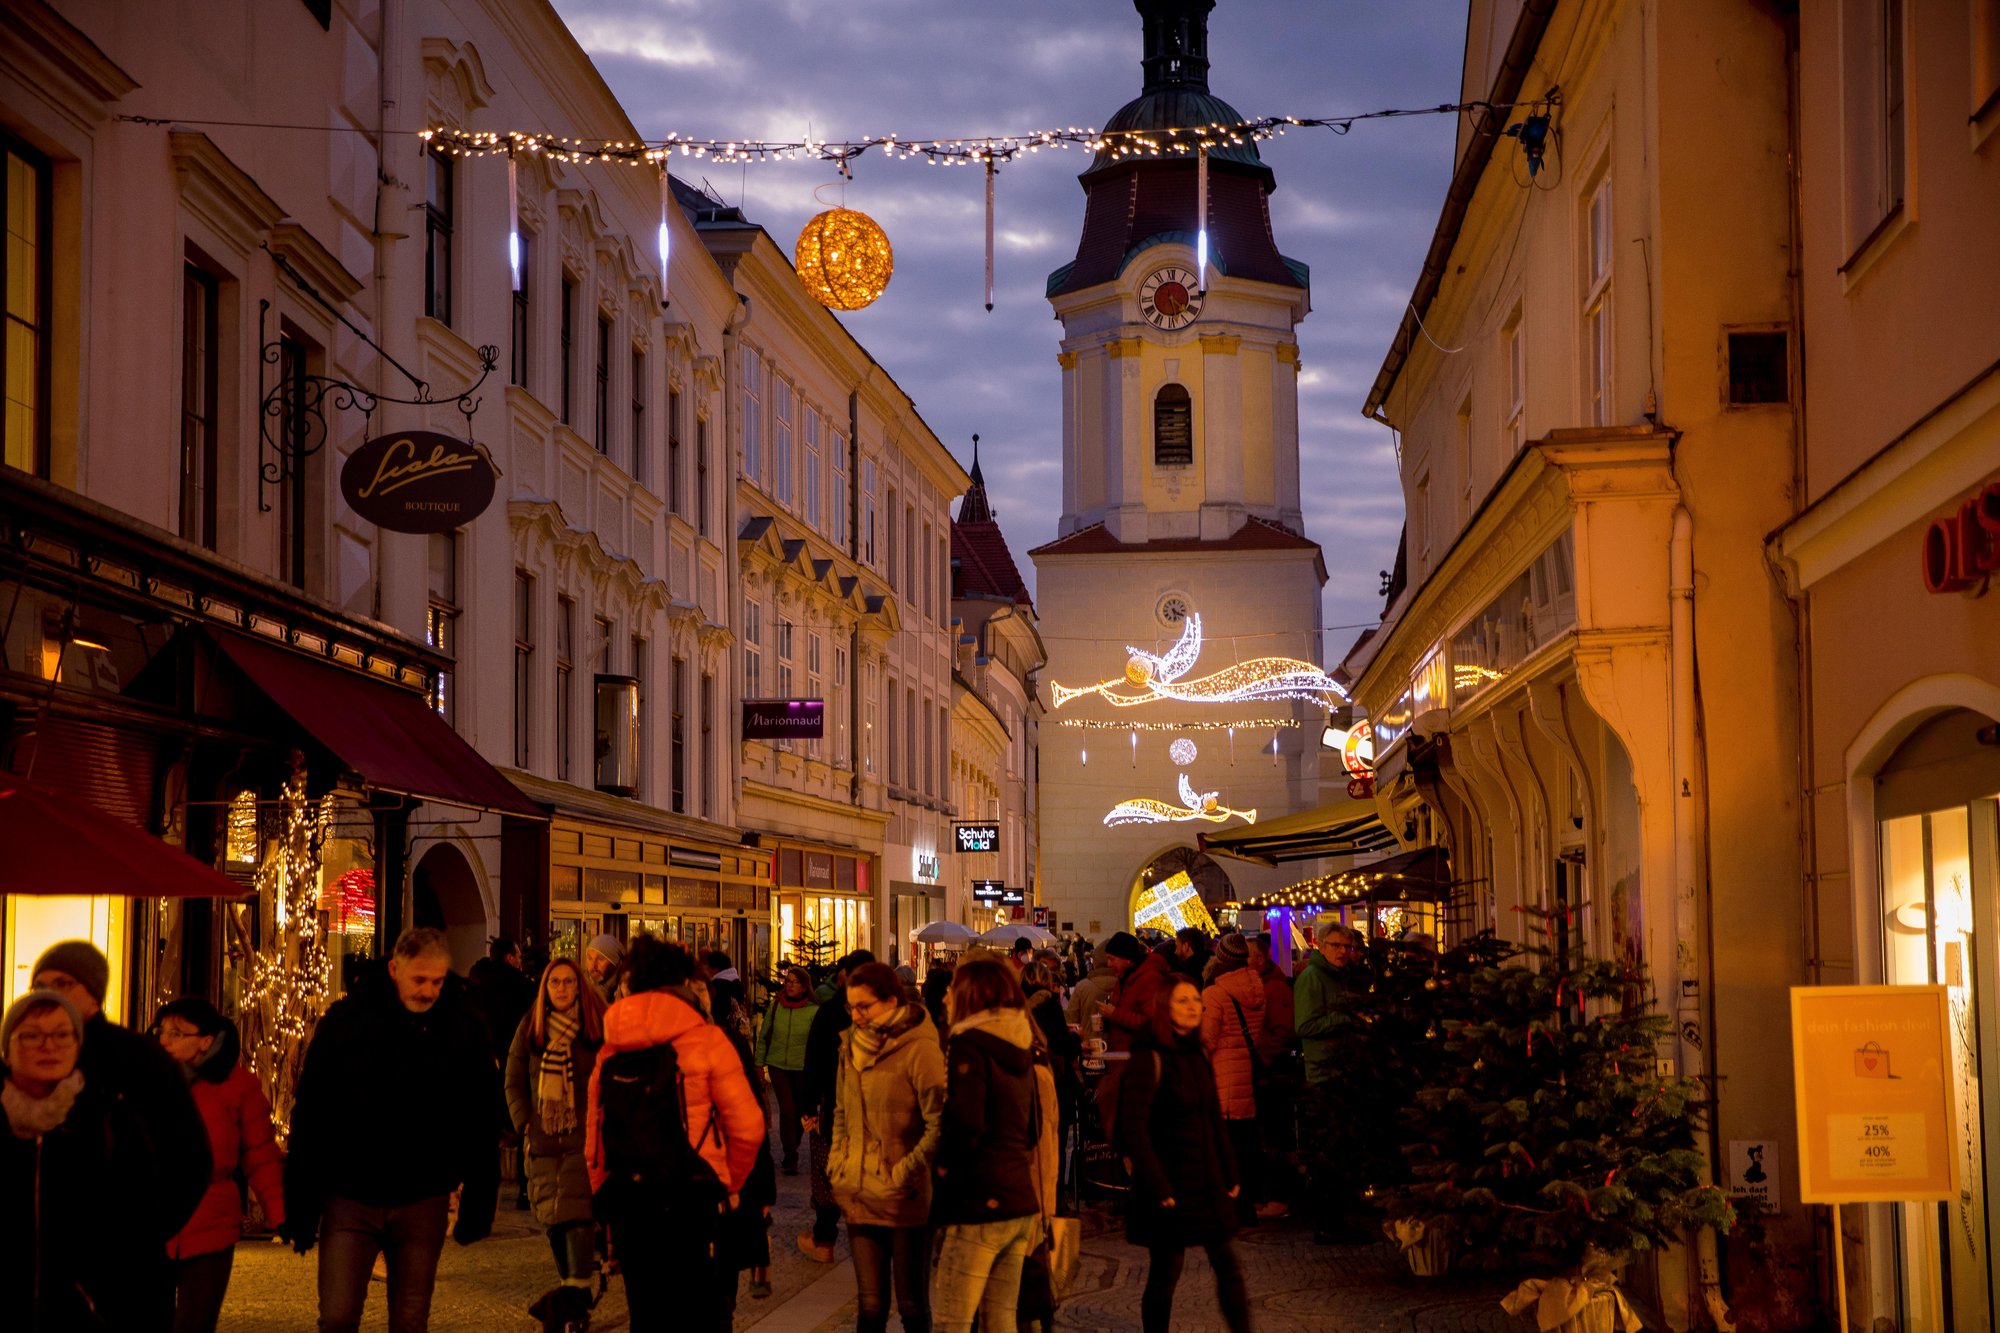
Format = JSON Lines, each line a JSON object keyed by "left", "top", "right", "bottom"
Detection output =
{"left": 340, "top": 430, "right": 498, "bottom": 533}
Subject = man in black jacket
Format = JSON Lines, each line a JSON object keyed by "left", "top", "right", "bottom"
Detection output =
{"left": 33, "top": 940, "right": 212, "bottom": 1331}
{"left": 281, "top": 927, "right": 499, "bottom": 1332}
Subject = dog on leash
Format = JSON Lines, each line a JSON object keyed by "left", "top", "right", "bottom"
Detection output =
{"left": 527, "top": 1284, "right": 592, "bottom": 1333}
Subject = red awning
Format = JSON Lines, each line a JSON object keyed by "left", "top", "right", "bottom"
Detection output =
{"left": 212, "top": 631, "right": 542, "bottom": 819}
{"left": 0, "top": 770, "right": 251, "bottom": 898}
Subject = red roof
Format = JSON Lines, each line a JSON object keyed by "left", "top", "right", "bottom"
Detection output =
{"left": 1029, "top": 515, "right": 1322, "bottom": 559}
{"left": 952, "top": 521, "right": 1032, "bottom": 608}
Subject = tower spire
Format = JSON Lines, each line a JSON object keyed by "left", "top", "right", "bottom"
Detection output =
{"left": 1137, "top": 0, "right": 1214, "bottom": 95}
{"left": 959, "top": 433, "right": 994, "bottom": 523}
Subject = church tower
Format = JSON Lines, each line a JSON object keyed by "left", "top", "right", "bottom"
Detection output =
{"left": 1031, "top": 0, "right": 1331, "bottom": 939}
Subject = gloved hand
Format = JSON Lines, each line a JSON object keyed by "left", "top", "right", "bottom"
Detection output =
{"left": 276, "top": 1217, "right": 318, "bottom": 1255}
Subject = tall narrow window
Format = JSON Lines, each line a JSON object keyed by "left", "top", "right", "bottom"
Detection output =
{"left": 667, "top": 386, "right": 683, "bottom": 515}
{"left": 804, "top": 408, "right": 822, "bottom": 530}
{"left": 833, "top": 645, "right": 850, "bottom": 768}
{"left": 905, "top": 687, "right": 917, "bottom": 797}
{"left": 922, "top": 521, "right": 934, "bottom": 621}
{"left": 424, "top": 147, "right": 453, "bottom": 324}
{"left": 6, "top": 137, "right": 52, "bottom": 475}
{"left": 771, "top": 379, "right": 794, "bottom": 505}
{"left": 862, "top": 459, "right": 877, "bottom": 566}
{"left": 743, "top": 597, "right": 763, "bottom": 699}
{"left": 922, "top": 699, "right": 934, "bottom": 795}
{"left": 277, "top": 332, "right": 316, "bottom": 587}
{"left": 556, "top": 596, "right": 575, "bottom": 781}
{"left": 1882, "top": 0, "right": 1907, "bottom": 215}
{"left": 595, "top": 314, "right": 612, "bottom": 454}
{"left": 596, "top": 616, "right": 615, "bottom": 674}
{"left": 1153, "top": 384, "right": 1194, "bottom": 465}
{"left": 696, "top": 416, "right": 711, "bottom": 537}
{"left": 427, "top": 533, "right": 460, "bottom": 721}
{"left": 741, "top": 348, "right": 762, "bottom": 484}
{"left": 700, "top": 672, "right": 715, "bottom": 817}
{"left": 805, "top": 631, "right": 823, "bottom": 761}
{"left": 885, "top": 486, "right": 899, "bottom": 589}
{"left": 631, "top": 347, "right": 647, "bottom": 483}
{"left": 904, "top": 506, "right": 916, "bottom": 604}
{"left": 514, "top": 571, "right": 534, "bottom": 768}
{"left": 671, "top": 654, "right": 687, "bottom": 813}
{"left": 1504, "top": 309, "right": 1526, "bottom": 452}
{"left": 510, "top": 232, "right": 531, "bottom": 388}
{"left": 1583, "top": 175, "right": 1613, "bottom": 427}
{"left": 560, "top": 275, "right": 576, "bottom": 424}
{"left": 630, "top": 633, "right": 647, "bottom": 798}
{"left": 179, "top": 264, "right": 220, "bottom": 549}
{"left": 831, "top": 432, "right": 849, "bottom": 549}
{"left": 886, "top": 674, "right": 901, "bottom": 785}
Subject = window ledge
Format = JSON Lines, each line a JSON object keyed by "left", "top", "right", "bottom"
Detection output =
{"left": 1838, "top": 202, "right": 1913, "bottom": 295}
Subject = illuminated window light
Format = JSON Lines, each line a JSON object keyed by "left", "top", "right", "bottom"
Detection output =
{"left": 1104, "top": 772, "right": 1256, "bottom": 827}
{"left": 1050, "top": 614, "right": 1347, "bottom": 709}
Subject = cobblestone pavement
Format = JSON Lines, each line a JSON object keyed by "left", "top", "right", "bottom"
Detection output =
{"left": 222, "top": 1091, "right": 1525, "bottom": 1331}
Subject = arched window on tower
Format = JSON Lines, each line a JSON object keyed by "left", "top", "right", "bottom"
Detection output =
{"left": 1154, "top": 384, "right": 1193, "bottom": 467}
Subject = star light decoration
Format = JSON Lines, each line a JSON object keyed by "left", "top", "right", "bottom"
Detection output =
{"left": 1133, "top": 870, "right": 1220, "bottom": 934}
{"left": 1050, "top": 614, "right": 1348, "bottom": 709}
{"left": 1104, "top": 772, "right": 1257, "bottom": 828}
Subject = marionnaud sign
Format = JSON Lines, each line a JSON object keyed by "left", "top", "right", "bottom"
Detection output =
{"left": 741, "top": 698, "right": 825, "bottom": 740}
{"left": 340, "top": 430, "right": 498, "bottom": 533}
{"left": 954, "top": 823, "right": 1000, "bottom": 854}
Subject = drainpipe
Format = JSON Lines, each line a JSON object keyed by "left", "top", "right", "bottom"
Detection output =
{"left": 1672, "top": 504, "right": 1734, "bottom": 1333}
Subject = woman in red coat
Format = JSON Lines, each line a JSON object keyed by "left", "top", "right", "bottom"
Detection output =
{"left": 155, "top": 997, "right": 285, "bottom": 1333}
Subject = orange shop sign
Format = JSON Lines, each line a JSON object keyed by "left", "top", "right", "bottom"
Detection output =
{"left": 1921, "top": 479, "right": 2000, "bottom": 593}
{"left": 1790, "top": 985, "right": 1958, "bottom": 1204}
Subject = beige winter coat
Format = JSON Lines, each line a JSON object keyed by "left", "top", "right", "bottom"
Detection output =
{"left": 829, "top": 1005, "right": 946, "bottom": 1227}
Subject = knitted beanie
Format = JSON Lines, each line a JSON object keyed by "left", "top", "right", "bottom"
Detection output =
{"left": 3, "top": 989, "right": 84, "bottom": 1050}
{"left": 31, "top": 940, "right": 111, "bottom": 1004}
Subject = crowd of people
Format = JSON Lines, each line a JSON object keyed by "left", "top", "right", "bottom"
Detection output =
{"left": 2, "top": 913, "right": 1375, "bottom": 1332}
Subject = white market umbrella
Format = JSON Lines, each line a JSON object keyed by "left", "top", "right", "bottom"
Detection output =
{"left": 913, "top": 920, "right": 979, "bottom": 945}
{"left": 977, "top": 923, "right": 1056, "bottom": 948}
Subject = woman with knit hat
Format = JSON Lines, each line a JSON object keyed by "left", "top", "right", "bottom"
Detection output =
{"left": 5, "top": 989, "right": 177, "bottom": 1329}
{"left": 152, "top": 997, "right": 286, "bottom": 1333}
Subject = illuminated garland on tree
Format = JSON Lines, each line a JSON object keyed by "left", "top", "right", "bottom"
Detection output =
{"left": 1051, "top": 614, "right": 1347, "bottom": 708}
{"left": 1104, "top": 772, "right": 1257, "bottom": 827}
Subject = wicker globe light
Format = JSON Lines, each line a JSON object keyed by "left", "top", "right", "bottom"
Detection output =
{"left": 795, "top": 207, "right": 894, "bottom": 311}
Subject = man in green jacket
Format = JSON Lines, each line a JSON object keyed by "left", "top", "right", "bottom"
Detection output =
{"left": 1293, "top": 919, "right": 1371, "bottom": 1244}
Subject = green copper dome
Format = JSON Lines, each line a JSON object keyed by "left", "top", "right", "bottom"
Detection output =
{"left": 1086, "top": 89, "right": 1267, "bottom": 176}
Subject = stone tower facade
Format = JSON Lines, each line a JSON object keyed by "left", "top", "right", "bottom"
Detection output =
{"left": 1032, "top": 0, "right": 1330, "bottom": 938}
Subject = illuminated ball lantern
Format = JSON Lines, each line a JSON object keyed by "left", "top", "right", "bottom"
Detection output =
{"left": 794, "top": 207, "right": 893, "bottom": 311}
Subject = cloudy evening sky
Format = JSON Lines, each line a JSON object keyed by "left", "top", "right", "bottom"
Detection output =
{"left": 547, "top": 0, "right": 1467, "bottom": 663}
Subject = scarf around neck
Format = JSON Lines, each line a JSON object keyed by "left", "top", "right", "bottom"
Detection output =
{"left": 4, "top": 1070, "right": 85, "bottom": 1139}
{"left": 948, "top": 1006, "right": 1035, "bottom": 1048}
{"left": 537, "top": 1006, "right": 581, "bottom": 1135}
{"left": 849, "top": 1002, "right": 923, "bottom": 1066}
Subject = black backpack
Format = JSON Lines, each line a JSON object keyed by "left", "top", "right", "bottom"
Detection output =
{"left": 592, "top": 1040, "right": 726, "bottom": 1221}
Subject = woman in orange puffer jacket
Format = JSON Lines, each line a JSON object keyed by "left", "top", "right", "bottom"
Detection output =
{"left": 1199, "top": 934, "right": 1266, "bottom": 1226}
{"left": 154, "top": 998, "right": 285, "bottom": 1333}
{"left": 585, "top": 935, "right": 766, "bottom": 1329}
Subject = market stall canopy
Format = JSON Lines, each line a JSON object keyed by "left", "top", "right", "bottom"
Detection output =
{"left": 1197, "top": 793, "right": 1396, "bottom": 866}
{"left": 912, "top": 920, "right": 979, "bottom": 945}
{"left": 1243, "top": 845, "right": 1456, "bottom": 909}
{"left": 0, "top": 769, "right": 251, "bottom": 898}
{"left": 977, "top": 923, "right": 1056, "bottom": 948}
{"left": 211, "top": 630, "right": 542, "bottom": 818}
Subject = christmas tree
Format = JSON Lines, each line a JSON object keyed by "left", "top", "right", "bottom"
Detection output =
{"left": 1390, "top": 909, "right": 1732, "bottom": 1271}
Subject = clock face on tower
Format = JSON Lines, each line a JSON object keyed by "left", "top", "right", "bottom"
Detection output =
{"left": 1139, "top": 266, "right": 1203, "bottom": 331}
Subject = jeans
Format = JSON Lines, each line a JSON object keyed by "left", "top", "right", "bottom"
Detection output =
{"left": 1143, "top": 1240, "right": 1252, "bottom": 1333}
{"left": 317, "top": 1194, "right": 451, "bottom": 1333}
{"left": 932, "top": 1215, "right": 1040, "bottom": 1333}
{"left": 766, "top": 1066, "right": 804, "bottom": 1165}
{"left": 548, "top": 1220, "right": 596, "bottom": 1280}
{"left": 616, "top": 1210, "right": 723, "bottom": 1331}
{"left": 171, "top": 1247, "right": 235, "bottom": 1333}
{"left": 849, "top": 1223, "right": 933, "bottom": 1333}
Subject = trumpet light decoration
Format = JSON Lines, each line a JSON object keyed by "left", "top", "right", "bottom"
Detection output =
{"left": 1104, "top": 772, "right": 1257, "bottom": 828}
{"left": 1050, "top": 614, "right": 1348, "bottom": 708}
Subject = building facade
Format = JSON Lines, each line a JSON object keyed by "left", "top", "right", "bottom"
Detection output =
{"left": 1345, "top": 1, "right": 1805, "bottom": 1326}
{"left": 1032, "top": 0, "right": 1331, "bottom": 939}
{"left": 1773, "top": 4, "right": 2000, "bottom": 1329}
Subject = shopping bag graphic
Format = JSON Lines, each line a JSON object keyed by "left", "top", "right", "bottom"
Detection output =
{"left": 1854, "top": 1042, "right": 1892, "bottom": 1078}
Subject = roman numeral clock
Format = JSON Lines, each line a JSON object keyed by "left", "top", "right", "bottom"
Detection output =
{"left": 1139, "top": 265, "right": 1203, "bottom": 330}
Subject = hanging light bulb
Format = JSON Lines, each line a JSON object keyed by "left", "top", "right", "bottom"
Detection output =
{"left": 657, "top": 168, "right": 672, "bottom": 308}
{"left": 1196, "top": 143, "right": 1210, "bottom": 294}
{"left": 506, "top": 151, "right": 521, "bottom": 292}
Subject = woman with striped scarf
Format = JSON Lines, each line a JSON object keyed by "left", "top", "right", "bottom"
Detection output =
{"left": 506, "top": 957, "right": 608, "bottom": 1297}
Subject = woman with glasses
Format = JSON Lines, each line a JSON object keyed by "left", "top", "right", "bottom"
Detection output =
{"left": 504, "top": 958, "right": 607, "bottom": 1300}
{"left": 757, "top": 965, "right": 820, "bottom": 1175}
{"left": 153, "top": 997, "right": 286, "bottom": 1333}
{"left": 5, "top": 989, "right": 174, "bottom": 1329}
{"left": 828, "top": 961, "right": 945, "bottom": 1333}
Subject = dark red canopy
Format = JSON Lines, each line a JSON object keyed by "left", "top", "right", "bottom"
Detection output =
{"left": 0, "top": 770, "right": 250, "bottom": 898}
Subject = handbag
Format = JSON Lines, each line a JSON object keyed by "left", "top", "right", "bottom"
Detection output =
{"left": 1227, "top": 995, "right": 1273, "bottom": 1107}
